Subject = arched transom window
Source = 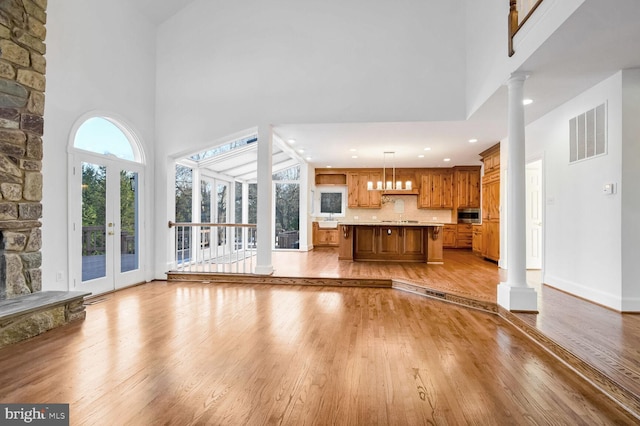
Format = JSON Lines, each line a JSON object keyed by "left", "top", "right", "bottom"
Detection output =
{"left": 74, "top": 117, "right": 142, "bottom": 162}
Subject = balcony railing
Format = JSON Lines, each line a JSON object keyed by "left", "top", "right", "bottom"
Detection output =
{"left": 168, "top": 221, "right": 257, "bottom": 274}
{"left": 509, "top": 0, "right": 544, "bottom": 56}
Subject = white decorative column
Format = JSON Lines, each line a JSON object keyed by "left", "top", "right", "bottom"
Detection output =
{"left": 255, "top": 124, "right": 274, "bottom": 275}
{"left": 497, "top": 73, "right": 538, "bottom": 312}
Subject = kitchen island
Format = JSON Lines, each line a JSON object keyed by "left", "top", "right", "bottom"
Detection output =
{"left": 337, "top": 221, "right": 445, "bottom": 264}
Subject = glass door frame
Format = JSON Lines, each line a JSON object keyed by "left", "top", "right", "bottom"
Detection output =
{"left": 272, "top": 180, "right": 301, "bottom": 251}
{"left": 69, "top": 151, "right": 146, "bottom": 295}
{"left": 199, "top": 175, "right": 232, "bottom": 259}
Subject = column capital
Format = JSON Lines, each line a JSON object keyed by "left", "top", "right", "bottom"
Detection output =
{"left": 506, "top": 72, "right": 530, "bottom": 85}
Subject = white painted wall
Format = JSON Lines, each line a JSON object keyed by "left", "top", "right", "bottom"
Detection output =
{"left": 43, "top": 1, "right": 157, "bottom": 289}
{"left": 464, "top": 0, "right": 585, "bottom": 118}
{"left": 620, "top": 69, "right": 640, "bottom": 310}
{"left": 525, "top": 72, "right": 626, "bottom": 310}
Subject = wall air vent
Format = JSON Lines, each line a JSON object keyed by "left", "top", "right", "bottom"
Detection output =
{"left": 569, "top": 102, "right": 607, "bottom": 163}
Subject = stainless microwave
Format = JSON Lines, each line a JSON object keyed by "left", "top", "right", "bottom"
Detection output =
{"left": 457, "top": 208, "right": 480, "bottom": 223}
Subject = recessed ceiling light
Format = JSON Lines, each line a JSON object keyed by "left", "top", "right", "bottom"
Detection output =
{"left": 287, "top": 139, "right": 296, "bottom": 144}
{"left": 523, "top": 98, "right": 533, "bottom": 105}
{"left": 351, "top": 155, "right": 358, "bottom": 159}
{"left": 298, "top": 149, "right": 305, "bottom": 153}
{"left": 424, "top": 147, "right": 431, "bottom": 151}
{"left": 326, "top": 165, "right": 332, "bottom": 168}
{"left": 443, "top": 158, "right": 451, "bottom": 162}
{"left": 306, "top": 156, "right": 312, "bottom": 161}
{"left": 349, "top": 148, "right": 357, "bottom": 152}
{"left": 468, "top": 138, "right": 478, "bottom": 143}
{"left": 418, "top": 154, "right": 425, "bottom": 158}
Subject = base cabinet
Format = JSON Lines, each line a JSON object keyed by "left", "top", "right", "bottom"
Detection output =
{"left": 472, "top": 225, "right": 483, "bottom": 254}
{"left": 443, "top": 225, "right": 457, "bottom": 248}
{"left": 354, "top": 226, "right": 425, "bottom": 261}
{"left": 312, "top": 223, "right": 339, "bottom": 247}
{"left": 482, "top": 221, "right": 500, "bottom": 261}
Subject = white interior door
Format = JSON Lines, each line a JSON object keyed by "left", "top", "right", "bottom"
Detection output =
{"left": 526, "top": 160, "right": 542, "bottom": 269}
{"left": 74, "top": 155, "right": 144, "bottom": 295}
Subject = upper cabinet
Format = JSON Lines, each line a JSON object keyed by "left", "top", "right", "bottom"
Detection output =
{"left": 315, "top": 167, "right": 479, "bottom": 211}
{"left": 481, "top": 147, "right": 500, "bottom": 175}
{"left": 454, "top": 166, "right": 481, "bottom": 209}
{"left": 418, "top": 170, "right": 453, "bottom": 209}
{"left": 347, "top": 171, "right": 382, "bottom": 208}
{"left": 315, "top": 170, "right": 347, "bottom": 185}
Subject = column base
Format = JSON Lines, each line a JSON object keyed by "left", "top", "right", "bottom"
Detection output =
{"left": 497, "top": 283, "right": 538, "bottom": 313}
{"left": 254, "top": 265, "right": 274, "bottom": 275}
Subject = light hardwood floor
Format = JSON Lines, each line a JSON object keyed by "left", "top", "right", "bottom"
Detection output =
{"left": 1, "top": 249, "right": 639, "bottom": 424}
{"left": 0, "top": 281, "right": 637, "bottom": 425}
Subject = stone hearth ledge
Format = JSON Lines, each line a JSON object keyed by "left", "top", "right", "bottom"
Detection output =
{"left": 0, "top": 291, "right": 91, "bottom": 348}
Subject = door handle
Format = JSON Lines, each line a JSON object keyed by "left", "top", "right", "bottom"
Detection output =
{"left": 108, "top": 231, "right": 114, "bottom": 236}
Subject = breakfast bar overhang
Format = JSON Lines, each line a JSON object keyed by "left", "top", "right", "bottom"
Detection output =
{"left": 337, "top": 222, "right": 444, "bottom": 264}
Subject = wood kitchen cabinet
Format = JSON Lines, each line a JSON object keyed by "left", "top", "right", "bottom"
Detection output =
{"left": 418, "top": 170, "right": 453, "bottom": 209}
{"left": 443, "top": 224, "right": 457, "bottom": 248}
{"left": 312, "top": 222, "right": 339, "bottom": 247}
{"left": 480, "top": 143, "right": 500, "bottom": 262}
{"left": 347, "top": 171, "right": 382, "bottom": 208}
{"left": 456, "top": 223, "right": 473, "bottom": 249}
{"left": 482, "top": 147, "right": 501, "bottom": 174}
{"left": 454, "top": 167, "right": 481, "bottom": 208}
{"left": 354, "top": 226, "right": 425, "bottom": 261}
{"left": 472, "top": 225, "right": 483, "bottom": 254}
{"left": 440, "top": 224, "right": 473, "bottom": 249}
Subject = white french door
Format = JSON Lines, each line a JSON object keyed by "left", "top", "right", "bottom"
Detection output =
{"left": 200, "top": 177, "right": 231, "bottom": 259}
{"left": 72, "top": 154, "right": 145, "bottom": 295}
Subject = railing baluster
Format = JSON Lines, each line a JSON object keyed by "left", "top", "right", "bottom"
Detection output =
{"left": 169, "top": 221, "right": 257, "bottom": 275}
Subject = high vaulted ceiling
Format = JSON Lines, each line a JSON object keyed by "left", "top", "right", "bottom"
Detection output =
{"left": 131, "top": 0, "right": 198, "bottom": 25}
{"left": 136, "top": 1, "right": 640, "bottom": 175}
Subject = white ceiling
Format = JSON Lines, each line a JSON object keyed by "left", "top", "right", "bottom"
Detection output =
{"left": 275, "top": 0, "right": 640, "bottom": 170}
{"left": 137, "top": 0, "right": 640, "bottom": 173}
{"left": 131, "top": 0, "right": 198, "bottom": 24}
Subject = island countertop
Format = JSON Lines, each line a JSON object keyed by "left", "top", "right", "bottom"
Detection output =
{"left": 337, "top": 222, "right": 444, "bottom": 264}
{"left": 337, "top": 221, "right": 446, "bottom": 227}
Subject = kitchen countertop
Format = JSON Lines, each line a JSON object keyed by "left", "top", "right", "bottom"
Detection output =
{"left": 337, "top": 221, "right": 446, "bottom": 227}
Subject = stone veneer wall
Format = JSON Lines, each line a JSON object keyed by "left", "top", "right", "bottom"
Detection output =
{"left": 0, "top": 0, "right": 46, "bottom": 300}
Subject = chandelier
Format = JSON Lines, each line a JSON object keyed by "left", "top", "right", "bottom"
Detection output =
{"left": 367, "top": 151, "right": 413, "bottom": 191}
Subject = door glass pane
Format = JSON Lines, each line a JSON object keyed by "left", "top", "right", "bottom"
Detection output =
{"left": 216, "top": 183, "right": 228, "bottom": 249}
{"left": 120, "top": 170, "right": 139, "bottom": 273}
{"left": 274, "top": 183, "right": 300, "bottom": 249}
{"left": 248, "top": 183, "right": 257, "bottom": 224}
{"left": 82, "top": 162, "right": 107, "bottom": 281}
{"left": 201, "top": 180, "right": 211, "bottom": 250}
{"left": 175, "top": 164, "right": 193, "bottom": 263}
{"left": 234, "top": 182, "right": 242, "bottom": 224}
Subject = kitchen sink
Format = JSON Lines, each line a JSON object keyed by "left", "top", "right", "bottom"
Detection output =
{"left": 318, "top": 220, "right": 339, "bottom": 229}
